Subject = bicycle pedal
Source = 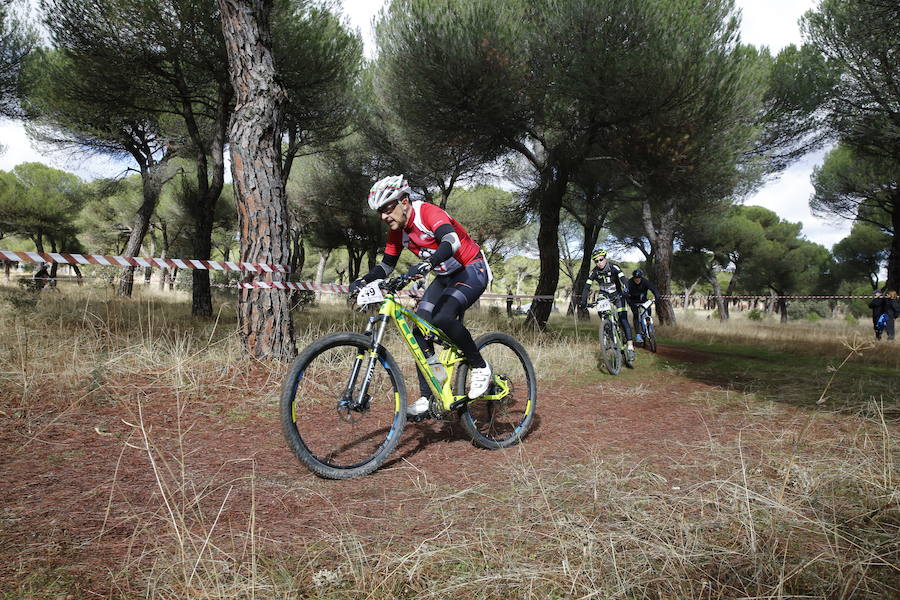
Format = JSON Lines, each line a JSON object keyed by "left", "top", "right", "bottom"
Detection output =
{"left": 448, "top": 397, "right": 471, "bottom": 411}
{"left": 407, "top": 412, "right": 433, "bottom": 422}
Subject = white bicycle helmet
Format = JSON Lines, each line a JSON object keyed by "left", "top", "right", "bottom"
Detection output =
{"left": 368, "top": 175, "right": 410, "bottom": 212}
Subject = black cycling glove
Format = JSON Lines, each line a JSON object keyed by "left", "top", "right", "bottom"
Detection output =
{"left": 348, "top": 278, "right": 365, "bottom": 294}
{"left": 405, "top": 261, "right": 433, "bottom": 279}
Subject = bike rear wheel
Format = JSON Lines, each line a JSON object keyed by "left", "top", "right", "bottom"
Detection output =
{"left": 280, "top": 333, "right": 407, "bottom": 479}
{"left": 456, "top": 332, "right": 537, "bottom": 449}
{"left": 599, "top": 319, "right": 622, "bottom": 375}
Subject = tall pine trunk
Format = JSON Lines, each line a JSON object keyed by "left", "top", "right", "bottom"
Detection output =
{"left": 117, "top": 162, "right": 168, "bottom": 297}
{"left": 705, "top": 268, "right": 727, "bottom": 320}
{"left": 219, "top": 0, "right": 295, "bottom": 360}
{"left": 888, "top": 200, "right": 899, "bottom": 290}
{"left": 525, "top": 157, "right": 567, "bottom": 329}
{"left": 641, "top": 198, "right": 677, "bottom": 325}
{"left": 179, "top": 78, "right": 231, "bottom": 317}
{"left": 568, "top": 207, "right": 605, "bottom": 316}
{"left": 191, "top": 211, "right": 215, "bottom": 317}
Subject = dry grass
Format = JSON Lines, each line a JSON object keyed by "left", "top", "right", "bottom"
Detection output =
{"left": 2, "top": 283, "right": 897, "bottom": 599}
{"left": 670, "top": 309, "right": 900, "bottom": 369}
{"left": 113, "top": 400, "right": 897, "bottom": 599}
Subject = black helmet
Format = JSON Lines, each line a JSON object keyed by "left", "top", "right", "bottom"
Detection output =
{"left": 633, "top": 269, "right": 643, "bottom": 278}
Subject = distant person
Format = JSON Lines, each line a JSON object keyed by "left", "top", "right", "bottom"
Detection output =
{"left": 884, "top": 290, "right": 900, "bottom": 341}
{"left": 626, "top": 269, "right": 659, "bottom": 342}
{"left": 506, "top": 287, "right": 514, "bottom": 318}
{"left": 578, "top": 248, "right": 635, "bottom": 360}
{"left": 32, "top": 263, "right": 51, "bottom": 291}
{"left": 869, "top": 289, "right": 900, "bottom": 341}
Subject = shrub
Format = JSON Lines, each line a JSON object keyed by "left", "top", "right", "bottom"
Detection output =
{"left": 291, "top": 289, "right": 317, "bottom": 309}
{"left": 787, "top": 300, "right": 829, "bottom": 321}
{"left": 0, "top": 288, "right": 39, "bottom": 312}
{"left": 747, "top": 308, "right": 764, "bottom": 321}
{"left": 844, "top": 313, "right": 858, "bottom": 326}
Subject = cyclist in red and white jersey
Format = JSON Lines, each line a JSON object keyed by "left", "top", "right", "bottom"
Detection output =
{"left": 349, "top": 175, "right": 492, "bottom": 416}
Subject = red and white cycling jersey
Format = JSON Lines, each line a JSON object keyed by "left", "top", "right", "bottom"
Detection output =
{"left": 384, "top": 200, "right": 481, "bottom": 275}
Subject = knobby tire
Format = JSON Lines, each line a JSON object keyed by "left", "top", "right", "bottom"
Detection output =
{"left": 600, "top": 319, "right": 622, "bottom": 375}
{"left": 455, "top": 332, "right": 537, "bottom": 449}
{"left": 280, "top": 332, "right": 407, "bottom": 479}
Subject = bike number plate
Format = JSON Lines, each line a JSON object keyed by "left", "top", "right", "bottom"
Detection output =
{"left": 641, "top": 300, "right": 653, "bottom": 309}
{"left": 356, "top": 281, "right": 385, "bottom": 306}
{"left": 596, "top": 298, "right": 612, "bottom": 312}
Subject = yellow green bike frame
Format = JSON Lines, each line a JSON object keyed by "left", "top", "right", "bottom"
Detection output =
{"left": 362, "top": 289, "right": 510, "bottom": 412}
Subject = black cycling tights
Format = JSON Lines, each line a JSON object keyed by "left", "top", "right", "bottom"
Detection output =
{"left": 413, "top": 295, "right": 486, "bottom": 398}
{"left": 415, "top": 295, "right": 485, "bottom": 368}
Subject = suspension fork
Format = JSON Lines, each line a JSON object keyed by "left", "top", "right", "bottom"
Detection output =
{"left": 611, "top": 313, "right": 623, "bottom": 347}
{"left": 345, "top": 314, "right": 391, "bottom": 408}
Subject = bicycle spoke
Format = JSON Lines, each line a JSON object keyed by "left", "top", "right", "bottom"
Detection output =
{"left": 459, "top": 333, "right": 536, "bottom": 449}
{"left": 281, "top": 334, "right": 406, "bottom": 479}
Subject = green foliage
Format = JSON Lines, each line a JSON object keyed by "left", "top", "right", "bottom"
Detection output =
{"left": 750, "top": 43, "right": 840, "bottom": 173}
{"left": 730, "top": 206, "right": 833, "bottom": 298}
{"left": 831, "top": 221, "right": 890, "bottom": 289}
{"left": 843, "top": 313, "right": 858, "bottom": 326}
{"left": 76, "top": 177, "right": 142, "bottom": 254}
{"left": 839, "top": 281, "right": 879, "bottom": 318}
{"left": 747, "top": 309, "right": 764, "bottom": 321}
{"left": 447, "top": 185, "right": 525, "bottom": 264}
{"left": 803, "top": 0, "right": 900, "bottom": 287}
{"left": 374, "top": 0, "right": 768, "bottom": 326}
{"left": 22, "top": 42, "right": 173, "bottom": 167}
{"left": 788, "top": 301, "right": 828, "bottom": 321}
{"left": 810, "top": 144, "right": 896, "bottom": 233}
{"left": 0, "top": 163, "right": 86, "bottom": 252}
{"left": 290, "top": 136, "right": 385, "bottom": 280}
{"left": 0, "top": 0, "right": 36, "bottom": 119}
{"left": 273, "top": 0, "right": 362, "bottom": 178}
{"left": 803, "top": 0, "right": 900, "bottom": 162}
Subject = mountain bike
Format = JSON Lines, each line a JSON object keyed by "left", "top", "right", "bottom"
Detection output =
{"left": 280, "top": 275, "right": 538, "bottom": 480}
{"left": 587, "top": 293, "right": 634, "bottom": 375}
{"left": 637, "top": 299, "right": 657, "bottom": 353}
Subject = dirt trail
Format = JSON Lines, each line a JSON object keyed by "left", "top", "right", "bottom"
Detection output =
{"left": 0, "top": 344, "right": 807, "bottom": 591}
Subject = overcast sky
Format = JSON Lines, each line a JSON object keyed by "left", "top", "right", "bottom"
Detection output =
{"left": 0, "top": 0, "right": 847, "bottom": 248}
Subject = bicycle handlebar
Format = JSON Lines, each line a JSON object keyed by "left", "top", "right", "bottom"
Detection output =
{"left": 347, "top": 274, "right": 415, "bottom": 302}
{"left": 382, "top": 274, "right": 415, "bottom": 293}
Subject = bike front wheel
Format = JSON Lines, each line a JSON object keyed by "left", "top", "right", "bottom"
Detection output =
{"left": 280, "top": 333, "right": 407, "bottom": 479}
{"left": 456, "top": 332, "right": 537, "bottom": 449}
{"left": 644, "top": 317, "right": 657, "bottom": 353}
{"left": 599, "top": 319, "right": 622, "bottom": 375}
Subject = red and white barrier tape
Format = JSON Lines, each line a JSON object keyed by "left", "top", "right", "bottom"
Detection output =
{"left": 1, "top": 250, "right": 287, "bottom": 273}
{"left": 1, "top": 256, "right": 881, "bottom": 302}
{"left": 238, "top": 281, "right": 349, "bottom": 292}
{"left": 661, "top": 294, "right": 876, "bottom": 300}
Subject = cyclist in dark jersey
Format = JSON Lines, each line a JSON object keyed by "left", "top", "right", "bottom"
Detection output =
{"left": 626, "top": 269, "right": 659, "bottom": 342}
{"left": 578, "top": 248, "right": 635, "bottom": 360}
{"left": 350, "top": 175, "right": 492, "bottom": 415}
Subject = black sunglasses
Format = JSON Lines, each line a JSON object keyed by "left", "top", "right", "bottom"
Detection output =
{"left": 378, "top": 199, "right": 400, "bottom": 215}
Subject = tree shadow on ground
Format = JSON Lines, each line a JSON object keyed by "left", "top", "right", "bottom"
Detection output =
{"left": 382, "top": 413, "right": 543, "bottom": 468}
{"left": 652, "top": 342, "right": 900, "bottom": 419}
